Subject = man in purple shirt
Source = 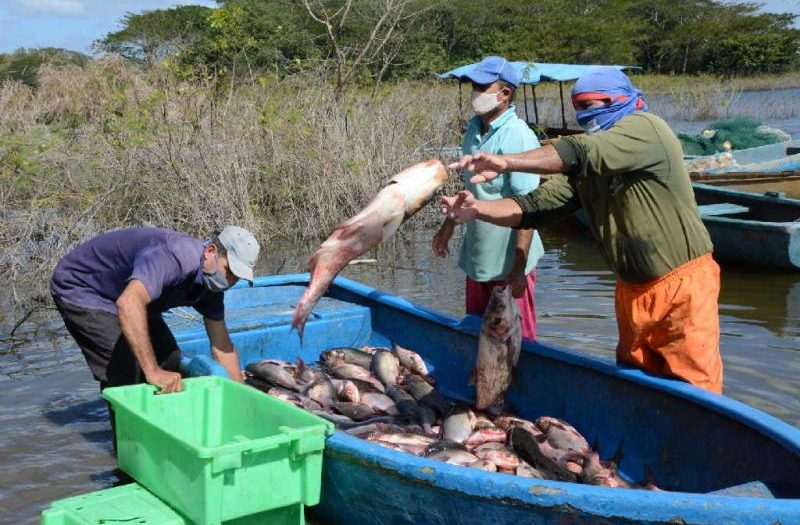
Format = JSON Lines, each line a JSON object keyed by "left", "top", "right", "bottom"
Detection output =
{"left": 51, "top": 226, "right": 260, "bottom": 395}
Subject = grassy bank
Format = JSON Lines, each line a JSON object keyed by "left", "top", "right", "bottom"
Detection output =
{"left": 1, "top": 61, "right": 798, "bottom": 338}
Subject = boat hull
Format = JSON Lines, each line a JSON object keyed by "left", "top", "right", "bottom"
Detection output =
{"left": 693, "top": 184, "right": 800, "bottom": 270}
{"left": 169, "top": 275, "right": 800, "bottom": 525}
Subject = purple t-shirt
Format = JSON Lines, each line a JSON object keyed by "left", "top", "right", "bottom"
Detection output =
{"left": 50, "top": 227, "right": 224, "bottom": 320}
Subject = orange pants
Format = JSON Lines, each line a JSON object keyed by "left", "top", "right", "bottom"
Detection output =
{"left": 615, "top": 253, "right": 723, "bottom": 394}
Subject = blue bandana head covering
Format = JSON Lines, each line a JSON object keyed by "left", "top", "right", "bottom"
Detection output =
{"left": 571, "top": 67, "right": 648, "bottom": 134}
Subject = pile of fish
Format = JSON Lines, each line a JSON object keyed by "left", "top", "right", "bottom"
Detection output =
{"left": 244, "top": 344, "right": 660, "bottom": 490}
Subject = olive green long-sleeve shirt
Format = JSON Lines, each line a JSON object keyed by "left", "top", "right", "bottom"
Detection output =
{"left": 511, "top": 112, "right": 712, "bottom": 283}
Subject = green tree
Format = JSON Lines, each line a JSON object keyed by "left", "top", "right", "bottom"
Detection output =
{"left": 94, "top": 6, "right": 212, "bottom": 66}
{"left": 93, "top": 0, "right": 799, "bottom": 79}
{"left": 182, "top": 0, "right": 321, "bottom": 77}
{"left": 628, "top": 0, "right": 799, "bottom": 74}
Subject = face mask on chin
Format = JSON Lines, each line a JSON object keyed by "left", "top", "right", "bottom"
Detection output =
{"left": 203, "top": 253, "right": 231, "bottom": 292}
{"left": 470, "top": 89, "right": 502, "bottom": 115}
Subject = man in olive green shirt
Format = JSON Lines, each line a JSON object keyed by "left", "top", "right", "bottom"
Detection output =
{"left": 441, "top": 68, "right": 723, "bottom": 394}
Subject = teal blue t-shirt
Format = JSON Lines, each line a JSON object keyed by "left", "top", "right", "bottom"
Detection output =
{"left": 458, "top": 106, "right": 544, "bottom": 281}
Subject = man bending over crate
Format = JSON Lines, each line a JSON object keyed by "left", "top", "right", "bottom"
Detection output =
{"left": 50, "top": 226, "right": 260, "bottom": 396}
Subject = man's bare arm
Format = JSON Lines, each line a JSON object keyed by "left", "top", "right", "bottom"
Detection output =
{"left": 117, "top": 279, "right": 183, "bottom": 393}
{"left": 504, "top": 144, "right": 566, "bottom": 175}
{"left": 440, "top": 191, "right": 524, "bottom": 227}
{"left": 204, "top": 318, "right": 244, "bottom": 382}
{"left": 508, "top": 227, "right": 533, "bottom": 297}
{"left": 449, "top": 145, "right": 566, "bottom": 184}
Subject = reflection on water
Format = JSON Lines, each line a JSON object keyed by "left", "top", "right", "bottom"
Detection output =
{"left": 2, "top": 224, "right": 799, "bottom": 524}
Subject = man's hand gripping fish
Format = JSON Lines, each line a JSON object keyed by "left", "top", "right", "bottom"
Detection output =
{"left": 292, "top": 159, "right": 448, "bottom": 338}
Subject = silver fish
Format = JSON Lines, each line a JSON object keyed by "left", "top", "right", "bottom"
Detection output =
{"left": 579, "top": 452, "right": 630, "bottom": 488}
{"left": 400, "top": 373, "right": 451, "bottom": 415}
{"left": 263, "top": 386, "right": 322, "bottom": 412}
{"left": 324, "top": 362, "right": 386, "bottom": 393}
{"left": 427, "top": 449, "right": 480, "bottom": 467}
{"left": 392, "top": 342, "right": 429, "bottom": 376}
{"left": 442, "top": 406, "right": 476, "bottom": 444}
{"left": 303, "top": 377, "right": 338, "bottom": 407}
{"left": 330, "top": 379, "right": 362, "bottom": 403}
{"left": 245, "top": 360, "right": 305, "bottom": 392}
{"left": 472, "top": 443, "right": 520, "bottom": 471}
{"left": 359, "top": 392, "right": 398, "bottom": 415}
{"left": 535, "top": 416, "right": 591, "bottom": 455}
{"left": 472, "top": 286, "right": 521, "bottom": 410}
{"left": 516, "top": 460, "right": 545, "bottom": 479}
{"left": 464, "top": 427, "right": 507, "bottom": 449}
{"left": 368, "top": 432, "right": 436, "bottom": 451}
{"left": 509, "top": 425, "right": 584, "bottom": 482}
{"left": 332, "top": 402, "right": 375, "bottom": 421}
{"left": 292, "top": 160, "right": 448, "bottom": 338}
{"left": 469, "top": 459, "right": 498, "bottom": 472}
{"left": 321, "top": 348, "right": 373, "bottom": 369}
{"left": 371, "top": 349, "right": 401, "bottom": 388}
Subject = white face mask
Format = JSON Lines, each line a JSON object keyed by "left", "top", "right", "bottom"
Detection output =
{"left": 470, "top": 89, "right": 502, "bottom": 115}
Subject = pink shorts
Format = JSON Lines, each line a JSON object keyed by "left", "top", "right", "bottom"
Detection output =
{"left": 465, "top": 270, "right": 537, "bottom": 340}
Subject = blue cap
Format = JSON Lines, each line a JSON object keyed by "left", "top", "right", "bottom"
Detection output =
{"left": 458, "top": 56, "right": 520, "bottom": 88}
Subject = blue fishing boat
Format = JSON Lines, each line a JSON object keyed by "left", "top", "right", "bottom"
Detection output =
{"left": 694, "top": 184, "right": 800, "bottom": 270}
{"left": 167, "top": 274, "right": 800, "bottom": 525}
{"left": 686, "top": 140, "right": 800, "bottom": 198}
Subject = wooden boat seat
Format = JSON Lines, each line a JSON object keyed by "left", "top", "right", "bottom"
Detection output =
{"left": 698, "top": 203, "right": 750, "bottom": 216}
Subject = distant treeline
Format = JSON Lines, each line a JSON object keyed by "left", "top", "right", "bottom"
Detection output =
{"left": 2, "top": 0, "right": 797, "bottom": 90}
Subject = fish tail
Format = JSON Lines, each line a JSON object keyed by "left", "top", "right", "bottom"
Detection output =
{"left": 291, "top": 308, "right": 307, "bottom": 342}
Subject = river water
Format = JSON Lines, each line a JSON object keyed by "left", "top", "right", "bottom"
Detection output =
{"left": 2, "top": 89, "right": 800, "bottom": 524}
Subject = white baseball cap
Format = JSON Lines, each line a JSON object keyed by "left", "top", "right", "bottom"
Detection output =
{"left": 217, "top": 225, "right": 260, "bottom": 282}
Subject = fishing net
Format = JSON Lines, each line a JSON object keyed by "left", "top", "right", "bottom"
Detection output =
{"left": 677, "top": 117, "right": 791, "bottom": 156}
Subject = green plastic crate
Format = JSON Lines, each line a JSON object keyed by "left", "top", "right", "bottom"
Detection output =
{"left": 102, "top": 377, "right": 333, "bottom": 525}
{"left": 40, "top": 483, "right": 305, "bottom": 525}
{"left": 41, "top": 484, "right": 186, "bottom": 525}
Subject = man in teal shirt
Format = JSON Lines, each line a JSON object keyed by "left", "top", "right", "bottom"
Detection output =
{"left": 432, "top": 56, "right": 544, "bottom": 339}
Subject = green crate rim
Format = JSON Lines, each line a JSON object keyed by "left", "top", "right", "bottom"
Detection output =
{"left": 103, "top": 377, "right": 334, "bottom": 459}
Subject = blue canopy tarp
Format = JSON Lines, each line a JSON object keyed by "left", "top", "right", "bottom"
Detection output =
{"left": 437, "top": 61, "right": 638, "bottom": 84}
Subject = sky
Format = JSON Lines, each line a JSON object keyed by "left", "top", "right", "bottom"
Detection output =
{"left": 0, "top": 0, "right": 798, "bottom": 55}
{"left": 0, "top": 0, "right": 217, "bottom": 54}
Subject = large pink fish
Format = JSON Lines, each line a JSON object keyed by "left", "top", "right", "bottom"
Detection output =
{"left": 292, "top": 159, "right": 447, "bottom": 338}
{"left": 471, "top": 285, "right": 522, "bottom": 410}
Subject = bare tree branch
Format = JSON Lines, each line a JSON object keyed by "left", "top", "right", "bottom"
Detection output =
{"left": 301, "top": 0, "right": 430, "bottom": 101}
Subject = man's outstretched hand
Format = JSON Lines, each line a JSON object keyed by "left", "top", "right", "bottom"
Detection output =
{"left": 439, "top": 190, "right": 480, "bottom": 224}
{"left": 447, "top": 152, "right": 508, "bottom": 184}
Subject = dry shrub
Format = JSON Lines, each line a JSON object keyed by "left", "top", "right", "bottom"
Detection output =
{"left": 0, "top": 60, "right": 462, "bottom": 332}
{"left": 33, "top": 57, "right": 150, "bottom": 126}
{"left": 0, "top": 81, "right": 35, "bottom": 131}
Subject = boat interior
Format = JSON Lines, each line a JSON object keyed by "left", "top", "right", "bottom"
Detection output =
{"left": 166, "top": 275, "right": 800, "bottom": 500}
